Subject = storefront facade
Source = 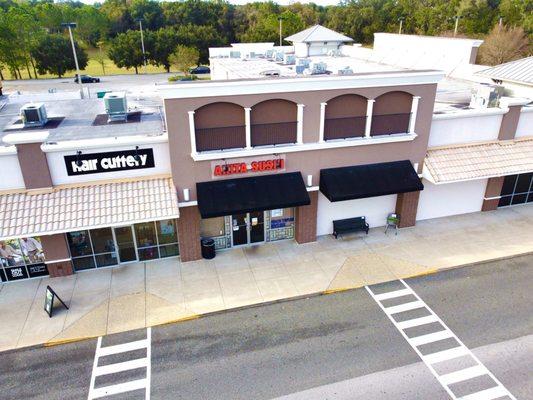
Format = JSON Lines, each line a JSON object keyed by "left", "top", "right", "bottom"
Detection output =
{"left": 66, "top": 219, "right": 180, "bottom": 272}
{"left": 162, "top": 72, "right": 443, "bottom": 261}
{"left": 0, "top": 123, "right": 179, "bottom": 280}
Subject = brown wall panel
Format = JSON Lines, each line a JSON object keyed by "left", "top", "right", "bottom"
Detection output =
{"left": 498, "top": 105, "right": 522, "bottom": 141}
{"left": 482, "top": 176, "right": 505, "bottom": 211}
{"left": 373, "top": 91, "right": 413, "bottom": 115}
{"left": 251, "top": 99, "right": 297, "bottom": 124}
{"left": 395, "top": 191, "right": 420, "bottom": 228}
{"left": 295, "top": 191, "right": 318, "bottom": 243}
{"left": 16, "top": 143, "right": 53, "bottom": 189}
{"left": 40, "top": 234, "right": 70, "bottom": 261}
{"left": 195, "top": 102, "right": 245, "bottom": 129}
{"left": 47, "top": 260, "right": 74, "bottom": 277}
{"left": 177, "top": 206, "right": 202, "bottom": 262}
{"left": 325, "top": 94, "right": 367, "bottom": 118}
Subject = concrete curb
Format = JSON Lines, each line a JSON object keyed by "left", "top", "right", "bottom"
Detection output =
{"left": 24, "top": 249, "right": 533, "bottom": 351}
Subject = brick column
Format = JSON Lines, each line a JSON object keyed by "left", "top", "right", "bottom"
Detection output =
{"left": 40, "top": 234, "right": 73, "bottom": 277}
{"left": 395, "top": 191, "right": 421, "bottom": 228}
{"left": 482, "top": 177, "right": 504, "bottom": 211}
{"left": 177, "top": 205, "right": 202, "bottom": 262}
{"left": 295, "top": 191, "right": 318, "bottom": 244}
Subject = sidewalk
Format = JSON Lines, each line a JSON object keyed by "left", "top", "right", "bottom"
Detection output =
{"left": 1, "top": 205, "right": 532, "bottom": 351}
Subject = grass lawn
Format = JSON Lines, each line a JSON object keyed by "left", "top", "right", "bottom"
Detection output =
{"left": 1, "top": 47, "right": 170, "bottom": 80}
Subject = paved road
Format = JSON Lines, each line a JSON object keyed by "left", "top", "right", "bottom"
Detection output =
{"left": 0, "top": 255, "right": 531, "bottom": 400}
{"left": 2, "top": 72, "right": 208, "bottom": 94}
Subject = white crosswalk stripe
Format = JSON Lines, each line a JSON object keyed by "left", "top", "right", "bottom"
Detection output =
{"left": 88, "top": 328, "right": 151, "bottom": 400}
{"left": 366, "top": 280, "right": 516, "bottom": 400}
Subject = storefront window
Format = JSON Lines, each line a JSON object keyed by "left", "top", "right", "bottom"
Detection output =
{"left": 67, "top": 231, "right": 93, "bottom": 258}
{"left": 200, "top": 217, "right": 226, "bottom": 238}
{"left": 72, "top": 256, "right": 96, "bottom": 271}
{"left": 1, "top": 237, "right": 48, "bottom": 281}
{"left": 270, "top": 208, "right": 295, "bottom": 228}
{"left": 156, "top": 220, "right": 178, "bottom": 244}
{"left": 64, "top": 220, "right": 180, "bottom": 273}
{"left": 499, "top": 173, "right": 533, "bottom": 207}
{"left": 268, "top": 208, "right": 295, "bottom": 242}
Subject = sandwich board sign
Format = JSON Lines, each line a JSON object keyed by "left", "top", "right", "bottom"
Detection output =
{"left": 44, "top": 286, "right": 69, "bottom": 318}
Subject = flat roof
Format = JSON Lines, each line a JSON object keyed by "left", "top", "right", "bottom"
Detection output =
{"left": 0, "top": 94, "right": 165, "bottom": 147}
{"left": 159, "top": 69, "right": 445, "bottom": 99}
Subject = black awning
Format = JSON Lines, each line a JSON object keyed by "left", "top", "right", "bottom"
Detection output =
{"left": 319, "top": 160, "right": 423, "bottom": 202}
{"left": 196, "top": 172, "right": 310, "bottom": 218}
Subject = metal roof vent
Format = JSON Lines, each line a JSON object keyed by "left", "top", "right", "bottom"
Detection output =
{"left": 104, "top": 92, "right": 128, "bottom": 122}
{"left": 20, "top": 103, "right": 48, "bottom": 127}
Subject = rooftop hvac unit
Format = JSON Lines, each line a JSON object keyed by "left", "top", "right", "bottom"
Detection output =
{"left": 469, "top": 83, "right": 504, "bottom": 109}
{"left": 310, "top": 62, "right": 327, "bottom": 75}
{"left": 265, "top": 49, "right": 274, "bottom": 59}
{"left": 295, "top": 65, "right": 306, "bottom": 74}
{"left": 20, "top": 103, "right": 48, "bottom": 127}
{"left": 229, "top": 51, "right": 241, "bottom": 58}
{"left": 337, "top": 67, "right": 354, "bottom": 75}
{"left": 273, "top": 51, "right": 284, "bottom": 62}
{"left": 296, "top": 58, "right": 310, "bottom": 67}
{"left": 104, "top": 92, "right": 128, "bottom": 122}
{"left": 283, "top": 54, "right": 295, "bottom": 65}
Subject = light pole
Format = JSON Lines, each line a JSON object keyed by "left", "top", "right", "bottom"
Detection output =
{"left": 453, "top": 16, "right": 462, "bottom": 37}
{"left": 278, "top": 16, "right": 285, "bottom": 47}
{"left": 61, "top": 22, "right": 84, "bottom": 99}
{"left": 398, "top": 17, "right": 405, "bottom": 34}
{"left": 136, "top": 18, "right": 148, "bottom": 74}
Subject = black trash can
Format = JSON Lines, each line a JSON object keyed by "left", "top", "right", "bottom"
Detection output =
{"left": 201, "top": 238, "right": 216, "bottom": 259}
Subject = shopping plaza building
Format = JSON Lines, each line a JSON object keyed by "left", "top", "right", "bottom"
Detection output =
{"left": 0, "top": 29, "right": 532, "bottom": 282}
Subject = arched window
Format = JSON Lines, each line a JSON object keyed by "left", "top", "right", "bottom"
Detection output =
{"left": 371, "top": 91, "right": 413, "bottom": 136}
{"left": 251, "top": 99, "right": 297, "bottom": 146}
{"left": 324, "top": 94, "right": 367, "bottom": 140}
{"left": 195, "top": 102, "right": 246, "bottom": 151}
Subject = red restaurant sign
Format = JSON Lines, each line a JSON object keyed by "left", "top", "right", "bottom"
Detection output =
{"left": 211, "top": 155, "right": 286, "bottom": 178}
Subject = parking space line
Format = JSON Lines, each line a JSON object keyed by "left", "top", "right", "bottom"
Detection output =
{"left": 88, "top": 328, "right": 151, "bottom": 400}
{"left": 366, "top": 280, "right": 516, "bottom": 400}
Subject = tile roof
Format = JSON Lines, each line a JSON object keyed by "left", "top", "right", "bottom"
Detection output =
{"left": 424, "top": 138, "right": 533, "bottom": 184}
{"left": 476, "top": 56, "right": 533, "bottom": 86}
{"left": 285, "top": 25, "right": 353, "bottom": 43}
{"left": 0, "top": 177, "right": 179, "bottom": 239}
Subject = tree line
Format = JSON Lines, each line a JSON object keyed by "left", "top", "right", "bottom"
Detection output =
{"left": 0, "top": 0, "right": 531, "bottom": 79}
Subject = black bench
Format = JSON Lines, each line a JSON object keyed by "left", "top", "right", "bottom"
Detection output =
{"left": 332, "top": 216, "right": 369, "bottom": 239}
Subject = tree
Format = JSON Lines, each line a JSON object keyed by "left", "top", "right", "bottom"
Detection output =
{"left": 150, "top": 28, "right": 178, "bottom": 72}
{"left": 478, "top": 25, "right": 529, "bottom": 65}
{"left": 169, "top": 45, "right": 199, "bottom": 76}
{"left": 95, "top": 41, "right": 107, "bottom": 75}
{"left": 31, "top": 34, "right": 88, "bottom": 78}
{"left": 108, "top": 30, "right": 148, "bottom": 74}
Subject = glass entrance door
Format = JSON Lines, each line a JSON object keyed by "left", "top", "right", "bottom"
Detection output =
{"left": 231, "top": 213, "right": 248, "bottom": 246}
{"left": 113, "top": 226, "right": 137, "bottom": 263}
{"left": 249, "top": 211, "right": 265, "bottom": 243}
{"left": 231, "top": 212, "right": 265, "bottom": 246}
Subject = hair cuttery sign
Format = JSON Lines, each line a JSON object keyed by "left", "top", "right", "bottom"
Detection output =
{"left": 212, "top": 155, "right": 286, "bottom": 178}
